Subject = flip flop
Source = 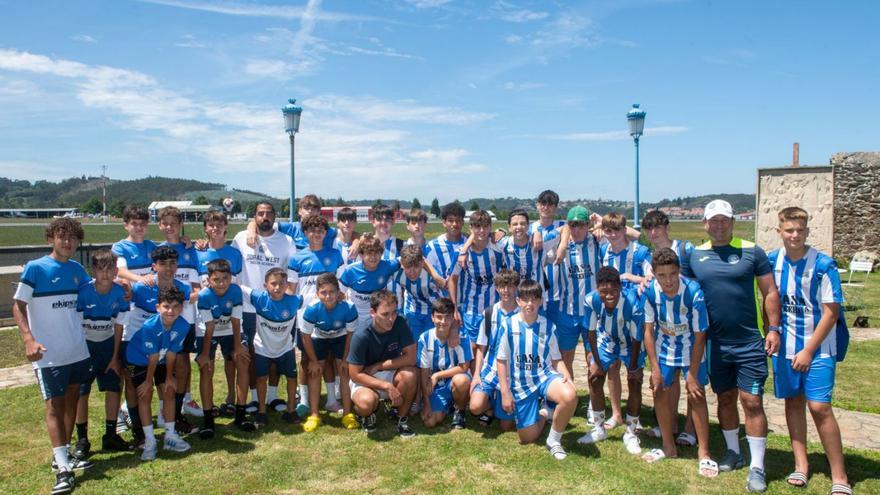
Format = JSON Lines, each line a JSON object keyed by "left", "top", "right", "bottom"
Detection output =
{"left": 699, "top": 458, "right": 719, "bottom": 478}
{"left": 676, "top": 431, "right": 697, "bottom": 447}
{"left": 642, "top": 448, "right": 670, "bottom": 464}
{"left": 786, "top": 472, "right": 808, "bottom": 488}
{"left": 830, "top": 483, "right": 853, "bottom": 495}
{"left": 603, "top": 417, "right": 621, "bottom": 430}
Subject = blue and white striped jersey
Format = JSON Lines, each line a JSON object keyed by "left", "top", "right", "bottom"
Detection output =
{"left": 334, "top": 236, "right": 357, "bottom": 267}
{"left": 112, "top": 239, "right": 158, "bottom": 277}
{"left": 197, "top": 284, "right": 244, "bottom": 338}
{"left": 601, "top": 241, "right": 652, "bottom": 286}
{"left": 301, "top": 299, "right": 358, "bottom": 340}
{"left": 553, "top": 234, "right": 601, "bottom": 319}
{"left": 476, "top": 303, "right": 519, "bottom": 388}
{"left": 125, "top": 280, "right": 192, "bottom": 340}
{"left": 339, "top": 259, "right": 401, "bottom": 326}
{"left": 14, "top": 256, "right": 91, "bottom": 368}
{"left": 248, "top": 289, "right": 301, "bottom": 358}
{"left": 496, "top": 313, "right": 562, "bottom": 401}
{"left": 196, "top": 245, "right": 243, "bottom": 282}
{"left": 425, "top": 233, "right": 465, "bottom": 278}
{"left": 642, "top": 278, "right": 708, "bottom": 367}
{"left": 769, "top": 247, "right": 845, "bottom": 359}
{"left": 450, "top": 246, "right": 504, "bottom": 314}
{"left": 530, "top": 221, "right": 565, "bottom": 302}
{"left": 287, "top": 247, "right": 345, "bottom": 308}
{"left": 496, "top": 236, "right": 544, "bottom": 285}
{"left": 670, "top": 239, "right": 695, "bottom": 265}
{"left": 392, "top": 269, "right": 440, "bottom": 316}
{"left": 584, "top": 288, "right": 644, "bottom": 359}
{"left": 418, "top": 328, "right": 472, "bottom": 385}
{"left": 77, "top": 281, "right": 129, "bottom": 342}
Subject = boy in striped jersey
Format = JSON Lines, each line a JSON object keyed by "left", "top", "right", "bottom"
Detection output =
{"left": 550, "top": 206, "right": 601, "bottom": 379}
{"left": 425, "top": 202, "right": 467, "bottom": 280}
{"left": 448, "top": 210, "right": 505, "bottom": 353}
{"left": 112, "top": 206, "right": 157, "bottom": 284}
{"left": 394, "top": 245, "right": 441, "bottom": 341}
{"left": 404, "top": 208, "right": 429, "bottom": 250}
{"left": 73, "top": 249, "right": 131, "bottom": 458}
{"left": 300, "top": 273, "right": 359, "bottom": 430}
{"left": 578, "top": 266, "right": 644, "bottom": 454}
{"left": 497, "top": 280, "right": 577, "bottom": 459}
{"left": 641, "top": 249, "right": 715, "bottom": 476}
{"left": 418, "top": 298, "right": 473, "bottom": 429}
{"left": 530, "top": 191, "right": 566, "bottom": 307}
{"left": 14, "top": 219, "right": 92, "bottom": 494}
{"left": 769, "top": 207, "right": 850, "bottom": 493}
{"left": 334, "top": 207, "right": 361, "bottom": 267}
{"left": 600, "top": 212, "right": 652, "bottom": 294}
{"left": 496, "top": 209, "right": 552, "bottom": 286}
{"left": 469, "top": 269, "right": 519, "bottom": 431}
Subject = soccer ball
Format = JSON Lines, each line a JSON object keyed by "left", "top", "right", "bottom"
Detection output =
{"left": 222, "top": 197, "right": 235, "bottom": 212}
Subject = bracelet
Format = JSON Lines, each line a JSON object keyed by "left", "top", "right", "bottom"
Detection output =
{"left": 766, "top": 325, "right": 781, "bottom": 333}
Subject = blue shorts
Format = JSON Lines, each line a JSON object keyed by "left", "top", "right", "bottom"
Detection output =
{"left": 514, "top": 374, "right": 561, "bottom": 429}
{"left": 254, "top": 351, "right": 297, "bottom": 379}
{"left": 428, "top": 373, "right": 470, "bottom": 413}
{"left": 476, "top": 380, "right": 514, "bottom": 421}
{"left": 707, "top": 340, "right": 768, "bottom": 395}
{"left": 242, "top": 312, "right": 257, "bottom": 350}
{"left": 197, "top": 334, "right": 248, "bottom": 361}
{"left": 658, "top": 360, "right": 709, "bottom": 388}
{"left": 460, "top": 311, "right": 484, "bottom": 343}
{"left": 128, "top": 363, "right": 166, "bottom": 388}
{"left": 595, "top": 341, "right": 645, "bottom": 372}
{"left": 554, "top": 313, "right": 587, "bottom": 352}
{"left": 405, "top": 312, "right": 433, "bottom": 342}
{"left": 773, "top": 354, "right": 835, "bottom": 403}
{"left": 312, "top": 335, "right": 347, "bottom": 361}
{"left": 80, "top": 338, "right": 122, "bottom": 395}
{"left": 36, "top": 358, "right": 92, "bottom": 400}
{"left": 182, "top": 324, "right": 197, "bottom": 353}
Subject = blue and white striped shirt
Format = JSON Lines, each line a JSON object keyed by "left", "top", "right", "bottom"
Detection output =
{"left": 496, "top": 313, "right": 561, "bottom": 401}
{"left": 643, "top": 278, "right": 708, "bottom": 367}
{"left": 450, "top": 246, "right": 504, "bottom": 314}
{"left": 425, "top": 233, "right": 465, "bottom": 278}
{"left": 392, "top": 269, "right": 440, "bottom": 316}
{"left": 769, "top": 247, "right": 845, "bottom": 359}
{"left": 554, "top": 234, "right": 601, "bottom": 320}
{"left": 601, "top": 241, "right": 652, "bottom": 287}
{"left": 418, "top": 328, "right": 472, "bottom": 386}
{"left": 476, "top": 303, "right": 519, "bottom": 388}
{"left": 584, "top": 288, "right": 644, "bottom": 359}
{"left": 496, "top": 236, "right": 544, "bottom": 285}
{"left": 531, "top": 220, "right": 565, "bottom": 302}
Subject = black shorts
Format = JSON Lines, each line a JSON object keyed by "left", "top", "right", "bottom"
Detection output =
{"left": 128, "top": 364, "right": 167, "bottom": 388}
{"left": 182, "top": 324, "right": 197, "bottom": 353}
{"left": 707, "top": 339, "right": 768, "bottom": 395}
{"left": 80, "top": 338, "right": 122, "bottom": 395}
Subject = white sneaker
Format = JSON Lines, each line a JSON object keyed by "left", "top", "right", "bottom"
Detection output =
{"left": 623, "top": 430, "right": 642, "bottom": 454}
{"left": 586, "top": 403, "right": 595, "bottom": 425}
{"left": 163, "top": 435, "right": 191, "bottom": 453}
{"left": 141, "top": 442, "right": 158, "bottom": 461}
{"left": 324, "top": 401, "right": 343, "bottom": 414}
{"left": 183, "top": 399, "right": 204, "bottom": 417}
{"left": 577, "top": 426, "right": 608, "bottom": 444}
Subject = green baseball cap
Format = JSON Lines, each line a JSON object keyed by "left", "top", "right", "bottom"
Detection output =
{"left": 566, "top": 205, "right": 591, "bottom": 222}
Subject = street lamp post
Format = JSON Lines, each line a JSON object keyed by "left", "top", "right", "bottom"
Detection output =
{"left": 282, "top": 98, "right": 303, "bottom": 222}
{"left": 627, "top": 103, "right": 646, "bottom": 229}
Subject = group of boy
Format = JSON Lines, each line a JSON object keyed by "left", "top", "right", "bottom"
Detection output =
{"left": 13, "top": 189, "right": 852, "bottom": 495}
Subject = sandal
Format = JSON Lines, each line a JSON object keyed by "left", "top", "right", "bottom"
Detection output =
{"left": 646, "top": 426, "right": 662, "bottom": 438}
{"left": 699, "top": 458, "right": 719, "bottom": 478}
{"left": 642, "top": 448, "right": 671, "bottom": 464}
{"left": 603, "top": 417, "right": 621, "bottom": 430}
{"left": 786, "top": 472, "right": 808, "bottom": 488}
{"left": 830, "top": 483, "right": 853, "bottom": 495}
{"left": 676, "top": 431, "right": 697, "bottom": 447}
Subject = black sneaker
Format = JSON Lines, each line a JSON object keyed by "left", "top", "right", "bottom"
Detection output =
{"left": 102, "top": 433, "right": 132, "bottom": 451}
{"left": 175, "top": 417, "right": 200, "bottom": 437}
{"left": 358, "top": 413, "right": 377, "bottom": 433}
{"left": 396, "top": 417, "right": 416, "bottom": 438}
{"left": 382, "top": 400, "right": 399, "bottom": 421}
{"left": 451, "top": 408, "right": 466, "bottom": 430}
{"left": 281, "top": 411, "right": 301, "bottom": 424}
{"left": 476, "top": 412, "right": 494, "bottom": 427}
{"left": 218, "top": 402, "right": 235, "bottom": 417}
{"left": 52, "top": 455, "right": 94, "bottom": 472}
{"left": 255, "top": 412, "right": 269, "bottom": 427}
{"left": 198, "top": 420, "right": 215, "bottom": 439}
{"left": 72, "top": 437, "right": 91, "bottom": 459}
{"left": 52, "top": 469, "right": 75, "bottom": 495}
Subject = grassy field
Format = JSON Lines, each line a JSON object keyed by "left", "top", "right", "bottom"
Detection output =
{"left": 0, "top": 368, "right": 878, "bottom": 495}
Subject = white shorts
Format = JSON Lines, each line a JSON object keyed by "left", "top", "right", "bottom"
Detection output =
{"left": 350, "top": 369, "right": 396, "bottom": 400}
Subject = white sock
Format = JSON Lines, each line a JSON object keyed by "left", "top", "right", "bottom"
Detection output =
{"left": 143, "top": 425, "right": 156, "bottom": 443}
{"left": 249, "top": 388, "right": 257, "bottom": 402}
{"left": 626, "top": 414, "right": 640, "bottom": 430}
{"left": 546, "top": 427, "right": 563, "bottom": 446}
{"left": 722, "top": 428, "right": 741, "bottom": 454}
{"left": 746, "top": 436, "right": 766, "bottom": 470}
{"left": 591, "top": 410, "right": 605, "bottom": 426}
{"left": 166, "top": 423, "right": 177, "bottom": 437}
{"left": 53, "top": 446, "right": 70, "bottom": 471}
{"left": 184, "top": 392, "right": 192, "bottom": 402}
{"left": 326, "top": 380, "right": 337, "bottom": 403}
{"left": 267, "top": 386, "right": 278, "bottom": 404}
{"left": 299, "top": 385, "right": 309, "bottom": 406}
{"left": 334, "top": 381, "right": 340, "bottom": 398}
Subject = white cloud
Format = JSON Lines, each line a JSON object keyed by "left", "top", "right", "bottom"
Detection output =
{"left": 175, "top": 34, "right": 206, "bottom": 48}
{"left": 72, "top": 34, "right": 97, "bottom": 43}
{"left": 243, "top": 58, "right": 297, "bottom": 79}
{"left": 502, "top": 81, "right": 545, "bottom": 91}
{"left": 404, "top": 0, "right": 453, "bottom": 8}
{"left": 137, "top": 0, "right": 377, "bottom": 22}
{"left": 495, "top": 1, "right": 548, "bottom": 23}
{"left": 547, "top": 126, "right": 689, "bottom": 141}
{"left": 0, "top": 161, "right": 74, "bottom": 182}
{"left": 0, "top": 48, "right": 493, "bottom": 199}
{"left": 0, "top": 77, "right": 41, "bottom": 97}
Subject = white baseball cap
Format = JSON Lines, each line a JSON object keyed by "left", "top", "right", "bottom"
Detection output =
{"left": 703, "top": 199, "right": 734, "bottom": 220}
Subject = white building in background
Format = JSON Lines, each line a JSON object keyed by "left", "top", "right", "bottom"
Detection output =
{"left": 148, "top": 201, "right": 213, "bottom": 222}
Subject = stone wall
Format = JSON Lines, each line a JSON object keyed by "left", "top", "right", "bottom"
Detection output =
{"left": 756, "top": 166, "right": 834, "bottom": 255}
{"left": 833, "top": 152, "right": 880, "bottom": 262}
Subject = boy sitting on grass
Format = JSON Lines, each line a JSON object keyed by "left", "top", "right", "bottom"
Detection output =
{"left": 418, "top": 298, "right": 472, "bottom": 429}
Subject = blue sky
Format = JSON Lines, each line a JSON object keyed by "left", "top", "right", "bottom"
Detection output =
{"left": 0, "top": 0, "right": 877, "bottom": 203}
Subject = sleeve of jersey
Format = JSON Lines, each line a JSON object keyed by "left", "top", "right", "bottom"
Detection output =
{"left": 112, "top": 244, "right": 128, "bottom": 269}
{"left": 197, "top": 293, "right": 213, "bottom": 323}
{"left": 691, "top": 288, "right": 709, "bottom": 332}
{"left": 322, "top": 228, "right": 337, "bottom": 249}
{"left": 753, "top": 245, "right": 772, "bottom": 276}
{"left": 345, "top": 305, "right": 358, "bottom": 333}
{"left": 680, "top": 251, "right": 695, "bottom": 279}
{"left": 449, "top": 260, "right": 463, "bottom": 278}
{"left": 583, "top": 294, "right": 597, "bottom": 331}
{"left": 230, "top": 286, "right": 243, "bottom": 319}
{"left": 388, "top": 258, "right": 401, "bottom": 273}
{"left": 300, "top": 307, "right": 316, "bottom": 336}
{"left": 642, "top": 294, "right": 656, "bottom": 323}
{"left": 496, "top": 323, "right": 510, "bottom": 361}
{"left": 819, "top": 259, "right": 845, "bottom": 304}
{"left": 548, "top": 325, "right": 562, "bottom": 361}
{"left": 76, "top": 286, "right": 87, "bottom": 313}
{"left": 628, "top": 295, "right": 645, "bottom": 341}
{"left": 114, "top": 289, "right": 130, "bottom": 319}
{"left": 169, "top": 320, "right": 188, "bottom": 354}
{"left": 14, "top": 264, "right": 36, "bottom": 303}
{"left": 417, "top": 335, "right": 429, "bottom": 368}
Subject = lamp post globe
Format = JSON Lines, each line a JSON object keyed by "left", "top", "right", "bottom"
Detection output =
{"left": 282, "top": 98, "right": 303, "bottom": 222}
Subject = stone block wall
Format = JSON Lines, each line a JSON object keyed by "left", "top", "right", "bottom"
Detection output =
{"left": 756, "top": 166, "right": 834, "bottom": 255}
{"left": 833, "top": 152, "right": 880, "bottom": 262}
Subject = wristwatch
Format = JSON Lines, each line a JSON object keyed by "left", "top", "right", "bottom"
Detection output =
{"left": 766, "top": 325, "right": 781, "bottom": 333}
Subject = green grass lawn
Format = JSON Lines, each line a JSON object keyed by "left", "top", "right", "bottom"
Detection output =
{"left": 0, "top": 328, "right": 26, "bottom": 369}
{"left": 1, "top": 365, "right": 878, "bottom": 495}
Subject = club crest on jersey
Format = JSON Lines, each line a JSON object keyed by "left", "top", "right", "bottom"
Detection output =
{"left": 170, "top": 331, "right": 178, "bottom": 341}
{"left": 225, "top": 301, "right": 233, "bottom": 309}
{"left": 727, "top": 254, "right": 740, "bottom": 264}
{"left": 281, "top": 310, "right": 290, "bottom": 318}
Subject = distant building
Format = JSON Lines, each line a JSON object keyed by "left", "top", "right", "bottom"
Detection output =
{"left": 0, "top": 207, "right": 77, "bottom": 219}
{"left": 148, "top": 201, "right": 213, "bottom": 222}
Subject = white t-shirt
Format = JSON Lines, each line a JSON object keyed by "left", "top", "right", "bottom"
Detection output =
{"left": 232, "top": 230, "right": 295, "bottom": 313}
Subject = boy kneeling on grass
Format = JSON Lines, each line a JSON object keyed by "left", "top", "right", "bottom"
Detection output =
{"left": 497, "top": 280, "right": 578, "bottom": 460}
{"left": 125, "top": 287, "right": 192, "bottom": 461}
{"left": 418, "top": 298, "right": 472, "bottom": 429}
